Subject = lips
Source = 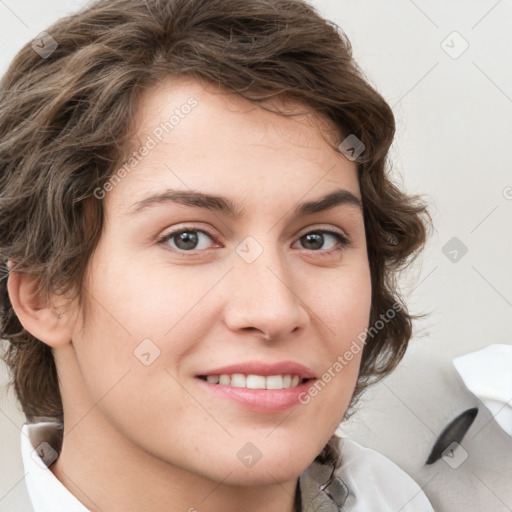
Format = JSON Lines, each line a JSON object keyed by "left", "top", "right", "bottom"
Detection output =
{"left": 195, "top": 369, "right": 318, "bottom": 413}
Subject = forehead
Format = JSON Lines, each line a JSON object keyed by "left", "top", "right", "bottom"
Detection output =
{"left": 108, "top": 77, "right": 360, "bottom": 213}
{"left": 131, "top": 76, "right": 342, "bottom": 148}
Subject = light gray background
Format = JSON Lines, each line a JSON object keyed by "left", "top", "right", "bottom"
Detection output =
{"left": 1, "top": 1, "right": 511, "bottom": 511}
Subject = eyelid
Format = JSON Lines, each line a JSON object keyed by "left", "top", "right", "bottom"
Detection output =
{"left": 296, "top": 224, "right": 349, "bottom": 240}
{"left": 158, "top": 222, "right": 216, "bottom": 238}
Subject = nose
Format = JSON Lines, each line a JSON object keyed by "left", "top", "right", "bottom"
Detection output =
{"left": 222, "top": 242, "right": 310, "bottom": 342}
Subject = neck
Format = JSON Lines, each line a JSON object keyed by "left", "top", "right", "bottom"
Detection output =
{"left": 49, "top": 408, "right": 299, "bottom": 512}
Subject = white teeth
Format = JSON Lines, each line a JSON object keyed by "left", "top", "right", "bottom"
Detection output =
{"left": 202, "top": 373, "right": 305, "bottom": 390}
{"left": 266, "top": 375, "right": 283, "bottom": 389}
{"left": 246, "top": 375, "right": 266, "bottom": 389}
{"left": 219, "top": 374, "right": 230, "bottom": 385}
{"left": 230, "top": 373, "right": 246, "bottom": 387}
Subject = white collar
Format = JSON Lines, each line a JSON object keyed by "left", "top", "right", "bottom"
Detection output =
{"left": 21, "top": 422, "right": 90, "bottom": 512}
{"left": 21, "top": 421, "right": 434, "bottom": 512}
{"left": 311, "top": 438, "right": 435, "bottom": 511}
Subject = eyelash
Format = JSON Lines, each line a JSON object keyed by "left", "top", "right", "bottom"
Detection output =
{"left": 157, "top": 226, "right": 352, "bottom": 256}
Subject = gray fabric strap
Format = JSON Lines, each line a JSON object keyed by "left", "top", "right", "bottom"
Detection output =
{"left": 298, "top": 460, "right": 349, "bottom": 512}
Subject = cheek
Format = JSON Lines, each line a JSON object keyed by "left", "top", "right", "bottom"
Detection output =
{"left": 305, "top": 264, "right": 371, "bottom": 409}
{"left": 315, "top": 262, "right": 372, "bottom": 341}
{"left": 71, "top": 257, "right": 216, "bottom": 400}
{"left": 90, "top": 248, "right": 224, "bottom": 337}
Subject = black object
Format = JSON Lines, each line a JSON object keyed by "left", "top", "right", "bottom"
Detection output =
{"left": 426, "top": 407, "right": 478, "bottom": 465}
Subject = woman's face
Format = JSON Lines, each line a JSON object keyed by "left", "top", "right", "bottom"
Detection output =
{"left": 65, "top": 77, "right": 372, "bottom": 485}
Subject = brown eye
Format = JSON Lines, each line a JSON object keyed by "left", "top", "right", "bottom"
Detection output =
{"left": 159, "top": 228, "right": 215, "bottom": 252}
{"left": 296, "top": 230, "right": 350, "bottom": 253}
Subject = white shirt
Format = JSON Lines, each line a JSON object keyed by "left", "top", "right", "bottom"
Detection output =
{"left": 21, "top": 421, "right": 434, "bottom": 512}
{"left": 21, "top": 422, "right": 89, "bottom": 512}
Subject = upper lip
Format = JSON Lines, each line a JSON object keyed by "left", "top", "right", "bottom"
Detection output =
{"left": 196, "top": 361, "right": 316, "bottom": 379}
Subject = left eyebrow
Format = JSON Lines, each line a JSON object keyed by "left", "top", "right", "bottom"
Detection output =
{"left": 127, "top": 188, "right": 363, "bottom": 217}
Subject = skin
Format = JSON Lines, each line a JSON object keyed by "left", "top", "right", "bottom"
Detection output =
{"left": 9, "top": 77, "right": 372, "bottom": 512}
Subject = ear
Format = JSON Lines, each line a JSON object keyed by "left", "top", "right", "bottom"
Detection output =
{"left": 7, "top": 261, "right": 74, "bottom": 348}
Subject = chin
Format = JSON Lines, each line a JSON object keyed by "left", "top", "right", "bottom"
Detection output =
{"left": 216, "top": 448, "right": 315, "bottom": 486}
{"left": 218, "top": 463, "right": 304, "bottom": 486}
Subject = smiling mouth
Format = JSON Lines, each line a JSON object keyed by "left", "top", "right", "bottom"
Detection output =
{"left": 197, "top": 374, "right": 312, "bottom": 390}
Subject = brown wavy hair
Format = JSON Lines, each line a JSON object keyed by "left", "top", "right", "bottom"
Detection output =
{"left": 0, "top": 0, "right": 432, "bottom": 471}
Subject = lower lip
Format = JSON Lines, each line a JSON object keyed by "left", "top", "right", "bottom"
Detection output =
{"left": 195, "top": 377, "right": 317, "bottom": 413}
